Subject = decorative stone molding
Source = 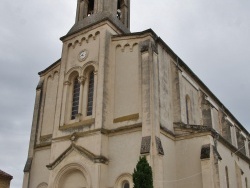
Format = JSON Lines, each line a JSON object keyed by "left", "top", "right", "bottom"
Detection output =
{"left": 114, "top": 173, "right": 133, "bottom": 188}
{"left": 155, "top": 137, "right": 164, "bottom": 155}
{"left": 36, "top": 80, "right": 44, "bottom": 90}
{"left": 63, "top": 81, "right": 71, "bottom": 85}
{"left": 140, "top": 136, "right": 151, "bottom": 154}
{"left": 70, "top": 132, "right": 79, "bottom": 142}
{"left": 174, "top": 122, "right": 210, "bottom": 132}
{"left": 37, "top": 182, "right": 48, "bottom": 188}
{"left": 46, "top": 143, "right": 108, "bottom": 170}
{"left": 116, "top": 43, "right": 138, "bottom": 52}
{"left": 60, "top": 118, "right": 95, "bottom": 132}
{"left": 140, "top": 39, "right": 157, "bottom": 53}
{"left": 68, "top": 31, "right": 100, "bottom": 48}
{"left": 24, "top": 157, "right": 33, "bottom": 172}
{"left": 78, "top": 76, "right": 87, "bottom": 84}
{"left": 40, "top": 134, "right": 52, "bottom": 143}
{"left": 113, "top": 113, "right": 139, "bottom": 123}
{"left": 53, "top": 162, "right": 92, "bottom": 188}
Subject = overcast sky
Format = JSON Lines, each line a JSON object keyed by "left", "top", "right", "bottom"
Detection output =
{"left": 0, "top": 0, "right": 249, "bottom": 188}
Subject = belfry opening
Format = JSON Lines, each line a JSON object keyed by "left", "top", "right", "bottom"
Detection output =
{"left": 87, "top": 0, "right": 94, "bottom": 16}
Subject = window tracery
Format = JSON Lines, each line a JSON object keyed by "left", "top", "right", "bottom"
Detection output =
{"left": 71, "top": 76, "right": 81, "bottom": 120}
{"left": 62, "top": 65, "right": 97, "bottom": 125}
{"left": 87, "top": 71, "right": 94, "bottom": 116}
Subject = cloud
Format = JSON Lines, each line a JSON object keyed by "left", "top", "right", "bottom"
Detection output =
{"left": 0, "top": 0, "right": 249, "bottom": 188}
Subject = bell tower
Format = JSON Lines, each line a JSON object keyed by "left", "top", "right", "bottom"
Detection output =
{"left": 68, "top": 0, "right": 130, "bottom": 36}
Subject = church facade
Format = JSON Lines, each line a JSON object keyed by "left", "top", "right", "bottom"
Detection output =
{"left": 22, "top": 1, "right": 250, "bottom": 188}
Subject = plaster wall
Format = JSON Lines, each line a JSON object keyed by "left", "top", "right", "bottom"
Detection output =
{"left": 175, "top": 135, "right": 211, "bottom": 188}
{"left": 217, "top": 141, "right": 250, "bottom": 188}
{"left": 107, "top": 131, "right": 141, "bottom": 187}
{"left": 29, "top": 149, "right": 50, "bottom": 188}
{"left": 41, "top": 72, "right": 59, "bottom": 136}
{"left": 158, "top": 46, "right": 174, "bottom": 131}
{"left": 114, "top": 43, "right": 139, "bottom": 119}
{"left": 211, "top": 108, "right": 220, "bottom": 133}
{"left": 161, "top": 134, "right": 176, "bottom": 188}
{"left": 180, "top": 77, "right": 201, "bottom": 125}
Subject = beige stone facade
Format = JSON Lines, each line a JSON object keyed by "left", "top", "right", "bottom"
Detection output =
{"left": 0, "top": 170, "right": 13, "bottom": 188}
{"left": 23, "top": 0, "right": 250, "bottom": 188}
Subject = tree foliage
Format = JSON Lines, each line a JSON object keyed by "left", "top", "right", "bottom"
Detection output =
{"left": 132, "top": 156, "right": 153, "bottom": 188}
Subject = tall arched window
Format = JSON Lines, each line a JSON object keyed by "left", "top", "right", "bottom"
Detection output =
{"left": 87, "top": 71, "right": 94, "bottom": 116}
{"left": 71, "top": 77, "right": 80, "bottom": 120}
{"left": 225, "top": 166, "right": 230, "bottom": 188}
{"left": 185, "top": 95, "right": 191, "bottom": 125}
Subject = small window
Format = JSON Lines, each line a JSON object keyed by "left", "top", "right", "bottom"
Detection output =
{"left": 87, "top": 71, "right": 94, "bottom": 116}
{"left": 71, "top": 77, "right": 80, "bottom": 120}
{"left": 122, "top": 181, "right": 130, "bottom": 188}
{"left": 88, "top": 0, "right": 94, "bottom": 16}
{"left": 185, "top": 95, "right": 191, "bottom": 125}
{"left": 225, "top": 166, "right": 230, "bottom": 188}
{"left": 117, "top": 0, "right": 122, "bottom": 19}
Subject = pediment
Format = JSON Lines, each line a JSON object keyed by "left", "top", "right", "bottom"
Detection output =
{"left": 46, "top": 143, "right": 108, "bottom": 170}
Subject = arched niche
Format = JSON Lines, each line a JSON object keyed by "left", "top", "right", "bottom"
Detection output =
{"left": 54, "top": 163, "right": 91, "bottom": 188}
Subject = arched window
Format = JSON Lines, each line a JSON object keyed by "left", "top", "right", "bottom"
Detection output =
{"left": 88, "top": 0, "right": 94, "bottom": 16}
{"left": 71, "top": 77, "right": 80, "bottom": 120}
{"left": 87, "top": 71, "right": 94, "bottom": 116}
{"left": 185, "top": 95, "right": 191, "bottom": 125}
{"left": 225, "top": 166, "right": 230, "bottom": 188}
{"left": 122, "top": 180, "right": 130, "bottom": 188}
{"left": 117, "top": 0, "right": 122, "bottom": 19}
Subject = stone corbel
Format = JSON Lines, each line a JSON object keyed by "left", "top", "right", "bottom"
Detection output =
{"left": 78, "top": 76, "right": 86, "bottom": 85}
{"left": 64, "top": 81, "right": 71, "bottom": 86}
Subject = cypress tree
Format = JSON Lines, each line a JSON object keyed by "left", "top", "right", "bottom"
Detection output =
{"left": 132, "top": 156, "right": 153, "bottom": 188}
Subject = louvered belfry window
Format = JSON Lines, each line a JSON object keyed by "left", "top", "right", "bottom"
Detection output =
{"left": 87, "top": 71, "right": 94, "bottom": 116}
{"left": 71, "top": 77, "right": 80, "bottom": 120}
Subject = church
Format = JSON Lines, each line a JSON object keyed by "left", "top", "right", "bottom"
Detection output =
{"left": 22, "top": 0, "right": 250, "bottom": 188}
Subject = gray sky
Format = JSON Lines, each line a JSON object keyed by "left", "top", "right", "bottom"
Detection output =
{"left": 0, "top": 0, "right": 249, "bottom": 187}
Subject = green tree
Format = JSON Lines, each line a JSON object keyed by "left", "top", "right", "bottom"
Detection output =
{"left": 133, "top": 156, "right": 153, "bottom": 188}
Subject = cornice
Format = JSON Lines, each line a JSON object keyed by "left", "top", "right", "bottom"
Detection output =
{"left": 46, "top": 143, "right": 108, "bottom": 170}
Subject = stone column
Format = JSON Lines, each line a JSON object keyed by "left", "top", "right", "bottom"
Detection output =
{"left": 140, "top": 40, "right": 163, "bottom": 188}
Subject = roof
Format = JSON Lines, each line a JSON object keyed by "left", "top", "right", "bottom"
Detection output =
{"left": 0, "top": 170, "right": 13, "bottom": 180}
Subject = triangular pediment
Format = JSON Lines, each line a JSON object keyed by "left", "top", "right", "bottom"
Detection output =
{"left": 46, "top": 143, "right": 108, "bottom": 170}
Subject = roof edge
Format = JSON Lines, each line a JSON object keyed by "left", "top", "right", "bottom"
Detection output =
{"left": 38, "top": 59, "right": 61, "bottom": 76}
